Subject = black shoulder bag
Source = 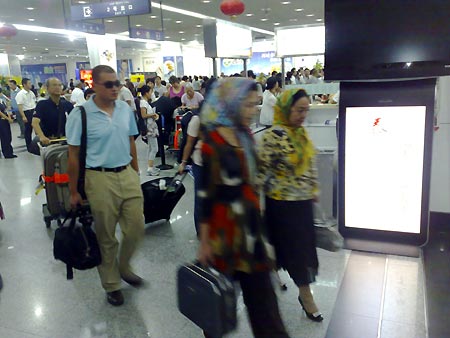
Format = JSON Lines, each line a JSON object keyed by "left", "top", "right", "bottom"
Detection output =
{"left": 53, "top": 106, "right": 101, "bottom": 279}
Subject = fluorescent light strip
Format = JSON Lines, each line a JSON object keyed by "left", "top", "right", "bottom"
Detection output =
{"left": 152, "top": 2, "right": 275, "bottom": 36}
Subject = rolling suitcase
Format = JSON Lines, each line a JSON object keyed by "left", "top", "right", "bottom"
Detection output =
{"left": 141, "top": 172, "right": 187, "bottom": 223}
{"left": 177, "top": 263, "right": 237, "bottom": 337}
{"left": 40, "top": 141, "right": 71, "bottom": 227}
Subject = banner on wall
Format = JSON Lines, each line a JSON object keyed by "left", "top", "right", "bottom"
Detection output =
{"left": 117, "top": 59, "right": 133, "bottom": 81}
{"left": 86, "top": 35, "right": 117, "bottom": 71}
{"left": 176, "top": 56, "right": 184, "bottom": 78}
{"left": 220, "top": 52, "right": 294, "bottom": 76}
{"left": 163, "top": 56, "right": 176, "bottom": 79}
{"left": 20, "top": 63, "right": 68, "bottom": 87}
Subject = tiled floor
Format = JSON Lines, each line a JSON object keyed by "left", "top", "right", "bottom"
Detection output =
{"left": 0, "top": 123, "right": 427, "bottom": 337}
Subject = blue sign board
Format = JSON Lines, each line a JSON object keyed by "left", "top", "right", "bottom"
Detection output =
{"left": 67, "top": 22, "right": 105, "bottom": 35}
{"left": 129, "top": 28, "right": 164, "bottom": 41}
{"left": 71, "top": 0, "right": 151, "bottom": 21}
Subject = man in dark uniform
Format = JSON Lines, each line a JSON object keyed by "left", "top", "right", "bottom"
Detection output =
{"left": 31, "top": 77, "right": 73, "bottom": 153}
{"left": 0, "top": 98, "right": 16, "bottom": 159}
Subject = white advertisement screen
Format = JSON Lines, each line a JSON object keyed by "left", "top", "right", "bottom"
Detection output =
{"left": 345, "top": 106, "right": 426, "bottom": 233}
{"left": 216, "top": 21, "right": 252, "bottom": 58}
{"left": 276, "top": 26, "right": 325, "bottom": 57}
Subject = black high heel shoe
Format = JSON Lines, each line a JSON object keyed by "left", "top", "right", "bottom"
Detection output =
{"left": 298, "top": 296, "right": 324, "bottom": 322}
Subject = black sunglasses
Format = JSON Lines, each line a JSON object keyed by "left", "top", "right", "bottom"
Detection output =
{"left": 96, "top": 80, "right": 121, "bottom": 89}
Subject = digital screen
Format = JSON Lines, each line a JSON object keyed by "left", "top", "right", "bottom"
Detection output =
{"left": 344, "top": 106, "right": 426, "bottom": 233}
{"left": 276, "top": 26, "right": 325, "bottom": 57}
{"left": 216, "top": 21, "right": 252, "bottom": 58}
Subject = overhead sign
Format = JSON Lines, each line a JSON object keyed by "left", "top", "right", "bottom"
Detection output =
{"left": 129, "top": 28, "right": 164, "bottom": 41}
{"left": 67, "top": 22, "right": 105, "bottom": 35}
{"left": 71, "top": 0, "right": 151, "bottom": 21}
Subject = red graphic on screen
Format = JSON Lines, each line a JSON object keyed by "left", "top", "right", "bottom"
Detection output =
{"left": 373, "top": 118, "right": 381, "bottom": 127}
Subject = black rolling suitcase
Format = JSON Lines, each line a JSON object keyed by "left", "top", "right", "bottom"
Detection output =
{"left": 141, "top": 172, "right": 187, "bottom": 223}
{"left": 177, "top": 263, "right": 237, "bottom": 337}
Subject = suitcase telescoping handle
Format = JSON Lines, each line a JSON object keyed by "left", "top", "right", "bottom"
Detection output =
{"left": 161, "top": 169, "right": 189, "bottom": 198}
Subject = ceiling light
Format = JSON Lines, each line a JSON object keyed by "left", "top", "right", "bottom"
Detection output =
{"left": 307, "top": 14, "right": 315, "bottom": 17}
{"left": 165, "top": 36, "right": 171, "bottom": 39}
{"left": 28, "top": 18, "right": 35, "bottom": 21}
{"left": 22, "top": 46, "right": 26, "bottom": 49}
{"left": 181, "top": 38, "right": 186, "bottom": 41}
{"left": 179, "top": 31, "right": 185, "bottom": 34}
{"left": 246, "top": 13, "right": 254, "bottom": 17}
{"left": 26, "top": 7, "right": 34, "bottom": 10}
{"left": 55, "top": 55, "right": 58, "bottom": 58}
{"left": 45, "top": 48, "right": 49, "bottom": 50}
{"left": 136, "top": 24, "right": 142, "bottom": 27}
{"left": 176, "top": 20, "right": 183, "bottom": 24}
{"left": 295, "top": 8, "right": 304, "bottom": 12}
{"left": 78, "top": 1, "right": 87, "bottom": 3}
{"left": 316, "top": 19, "right": 323, "bottom": 22}
{"left": 150, "top": 15, "right": 157, "bottom": 19}
{"left": 274, "top": 23, "right": 280, "bottom": 26}
{"left": 289, "top": 18, "right": 298, "bottom": 22}
{"left": 261, "top": 18, "right": 268, "bottom": 21}
{"left": 34, "top": 38, "right": 38, "bottom": 40}
{"left": 202, "top": 0, "right": 211, "bottom": 3}
{"left": 68, "top": 34, "right": 76, "bottom": 41}
{"left": 281, "top": 1, "right": 291, "bottom": 4}
{"left": 17, "top": 55, "right": 25, "bottom": 60}
{"left": 106, "top": 20, "right": 114, "bottom": 23}
{"left": 196, "top": 24, "right": 202, "bottom": 28}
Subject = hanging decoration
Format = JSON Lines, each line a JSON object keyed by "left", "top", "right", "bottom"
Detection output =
{"left": 0, "top": 24, "right": 18, "bottom": 39}
{"left": 220, "top": 0, "right": 245, "bottom": 19}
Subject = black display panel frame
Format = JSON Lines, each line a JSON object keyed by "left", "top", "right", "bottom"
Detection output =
{"left": 338, "top": 79, "right": 436, "bottom": 246}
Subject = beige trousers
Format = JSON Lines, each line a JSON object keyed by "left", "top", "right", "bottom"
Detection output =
{"left": 85, "top": 166, "right": 144, "bottom": 292}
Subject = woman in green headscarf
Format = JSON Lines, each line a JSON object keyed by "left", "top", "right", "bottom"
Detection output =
{"left": 258, "top": 89, "right": 323, "bottom": 322}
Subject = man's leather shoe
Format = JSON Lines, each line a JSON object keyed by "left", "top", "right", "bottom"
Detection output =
{"left": 121, "top": 272, "right": 144, "bottom": 287}
{"left": 106, "top": 290, "right": 124, "bottom": 306}
{"left": 4, "top": 155, "right": 17, "bottom": 159}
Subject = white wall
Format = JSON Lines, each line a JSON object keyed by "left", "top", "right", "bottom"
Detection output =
{"left": 430, "top": 76, "right": 450, "bottom": 213}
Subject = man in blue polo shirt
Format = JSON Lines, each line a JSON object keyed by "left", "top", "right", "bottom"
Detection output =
{"left": 66, "top": 65, "right": 143, "bottom": 306}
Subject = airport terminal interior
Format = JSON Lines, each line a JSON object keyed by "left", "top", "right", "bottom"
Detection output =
{"left": 0, "top": 1, "right": 449, "bottom": 338}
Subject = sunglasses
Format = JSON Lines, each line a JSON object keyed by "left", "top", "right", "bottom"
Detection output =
{"left": 96, "top": 80, "right": 121, "bottom": 89}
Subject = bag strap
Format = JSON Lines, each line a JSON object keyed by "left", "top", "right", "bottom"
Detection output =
{"left": 55, "top": 100, "right": 65, "bottom": 138}
{"left": 77, "top": 106, "right": 87, "bottom": 200}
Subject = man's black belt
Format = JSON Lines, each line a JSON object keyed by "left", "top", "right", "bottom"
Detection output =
{"left": 87, "top": 165, "right": 128, "bottom": 173}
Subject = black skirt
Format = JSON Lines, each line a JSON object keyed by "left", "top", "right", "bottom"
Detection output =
{"left": 265, "top": 198, "right": 318, "bottom": 286}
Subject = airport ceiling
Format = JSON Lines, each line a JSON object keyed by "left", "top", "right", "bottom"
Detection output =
{"left": 0, "top": 0, "right": 324, "bottom": 61}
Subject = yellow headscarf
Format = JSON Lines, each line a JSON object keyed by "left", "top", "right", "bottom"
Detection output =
{"left": 273, "top": 89, "right": 316, "bottom": 176}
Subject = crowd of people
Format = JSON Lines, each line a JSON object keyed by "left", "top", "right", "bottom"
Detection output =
{"left": 0, "top": 64, "right": 324, "bottom": 337}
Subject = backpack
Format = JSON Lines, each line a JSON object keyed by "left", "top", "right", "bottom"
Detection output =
{"left": 177, "top": 109, "right": 199, "bottom": 163}
{"left": 53, "top": 206, "right": 101, "bottom": 279}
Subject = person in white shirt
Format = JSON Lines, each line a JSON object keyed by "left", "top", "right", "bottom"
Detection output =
{"left": 259, "top": 77, "right": 279, "bottom": 127}
{"left": 309, "top": 69, "right": 320, "bottom": 84}
{"left": 181, "top": 84, "right": 204, "bottom": 110}
{"left": 70, "top": 80, "right": 86, "bottom": 106}
{"left": 139, "top": 85, "right": 160, "bottom": 176}
{"left": 15, "top": 78, "right": 36, "bottom": 151}
{"left": 153, "top": 76, "right": 167, "bottom": 98}
{"left": 192, "top": 75, "right": 201, "bottom": 91}
{"left": 119, "top": 82, "right": 137, "bottom": 112}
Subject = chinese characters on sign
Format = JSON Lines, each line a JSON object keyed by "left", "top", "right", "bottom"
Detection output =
{"left": 71, "top": 0, "right": 151, "bottom": 21}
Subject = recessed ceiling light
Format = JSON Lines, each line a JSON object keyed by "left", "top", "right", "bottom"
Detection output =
{"left": 179, "top": 31, "right": 185, "bottom": 34}
{"left": 176, "top": 20, "right": 183, "bottom": 24}
{"left": 274, "top": 23, "right": 280, "bottom": 26}
{"left": 150, "top": 15, "right": 157, "bottom": 19}
{"left": 316, "top": 19, "right": 323, "bottom": 22}
{"left": 78, "top": 1, "right": 87, "bottom": 3}
{"left": 261, "top": 18, "right": 268, "bottom": 21}
{"left": 28, "top": 18, "right": 35, "bottom": 21}
{"left": 106, "top": 19, "right": 114, "bottom": 23}
{"left": 246, "top": 13, "right": 254, "bottom": 17}
{"left": 45, "top": 48, "right": 49, "bottom": 50}
{"left": 281, "top": 1, "right": 291, "bottom": 4}
{"left": 295, "top": 8, "right": 304, "bottom": 12}
{"left": 55, "top": 55, "right": 58, "bottom": 57}
{"left": 181, "top": 38, "right": 186, "bottom": 41}
{"left": 196, "top": 24, "right": 202, "bottom": 28}
{"left": 26, "top": 7, "right": 34, "bottom": 10}
{"left": 34, "top": 38, "right": 38, "bottom": 41}
{"left": 165, "top": 36, "right": 171, "bottom": 39}
{"left": 22, "top": 46, "right": 26, "bottom": 49}
{"left": 202, "top": 0, "right": 211, "bottom": 3}
{"left": 136, "top": 24, "right": 142, "bottom": 27}
{"left": 289, "top": 18, "right": 298, "bottom": 22}
{"left": 307, "top": 14, "right": 315, "bottom": 17}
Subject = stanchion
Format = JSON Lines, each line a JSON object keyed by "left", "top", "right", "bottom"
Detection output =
{"left": 156, "top": 116, "right": 173, "bottom": 170}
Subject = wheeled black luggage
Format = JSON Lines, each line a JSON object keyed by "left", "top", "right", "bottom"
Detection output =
{"left": 177, "top": 263, "right": 237, "bottom": 337}
{"left": 141, "top": 172, "right": 187, "bottom": 223}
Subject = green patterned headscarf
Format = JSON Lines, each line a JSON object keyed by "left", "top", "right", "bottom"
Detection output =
{"left": 273, "top": 89, "right": 316, "bottom": 176}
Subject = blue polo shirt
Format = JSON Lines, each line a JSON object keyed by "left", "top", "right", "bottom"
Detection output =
{"left": 66, "top": 95, "right": 138, "bottom": 168}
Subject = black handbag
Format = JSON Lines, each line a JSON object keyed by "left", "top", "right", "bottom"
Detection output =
{"left": 177, "top": 263, "right": 237, "bottom": 337}
{"left": 53, "top": 206, "right": 101, "bottom": 279}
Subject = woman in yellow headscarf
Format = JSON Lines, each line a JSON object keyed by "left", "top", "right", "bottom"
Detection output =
{"left": 258, "top": 89, "right": 323, "bottom": 322}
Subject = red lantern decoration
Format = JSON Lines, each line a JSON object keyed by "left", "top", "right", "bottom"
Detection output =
{"left": 0, "top": 24, "right": 18, "bottom": 39}
{"left": 220, "top": 0, "right": 245, "bottom": 19}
